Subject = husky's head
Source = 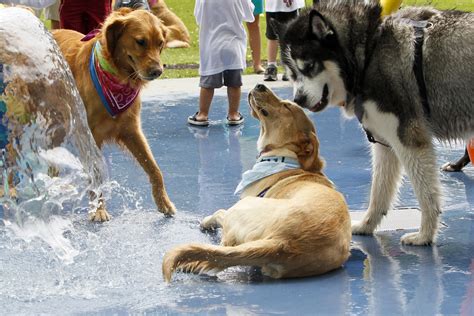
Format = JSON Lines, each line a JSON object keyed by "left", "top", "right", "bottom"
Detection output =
{"left": 275, "top": 0, "right": 383, "bottom": 115}
{"left": 275, "top": 9, "right": 348, "bottom": 113}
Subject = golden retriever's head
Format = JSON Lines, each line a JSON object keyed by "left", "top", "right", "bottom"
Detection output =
{"left": 248, "top": 84, "right": 324, "bottom": 173}
{"left": 101, "top": 8, "right": 168, "bottom": 83}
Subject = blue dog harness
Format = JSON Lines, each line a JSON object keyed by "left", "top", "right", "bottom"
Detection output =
{"left": 234, "top": 156, "right": 301, "bottom": 196}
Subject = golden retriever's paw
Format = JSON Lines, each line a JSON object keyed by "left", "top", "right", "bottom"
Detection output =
{"left": 400, "top": 232, "right": 433, "bottom": 246}
{"left": 351, "top": 221, "right": 375, "bottom": 235}
{"left": 89, "top": 208, "right": 111, "bottom": 222}
{"left": 157, "top": 199, "right": 176, "bottom": 217}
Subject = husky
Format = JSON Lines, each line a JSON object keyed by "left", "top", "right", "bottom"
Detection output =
{"left": 276, "top": 0, "right": 474, "bottom": 245}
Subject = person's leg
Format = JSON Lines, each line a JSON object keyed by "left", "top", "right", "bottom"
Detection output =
{"left": 227, "top": 86, "right": 241, "bottom": 121}
{"left": 246, "top": 15, "right": 264, "bottom": 74}
{"left": 60, "top": 0, "right": 87, "bottom": 34}
{"left": 264, "top": 11, "right": 279, "bottom": 81}
{"left": 224, "top": 70, "right": 243, "bottom": 121}
{"left": 196, "top": 87, "right": 214, "bottom": 121}
{"left": 267, "top": 39, "right": 278, "bottom": 64}
{"left": 45, "top": 1, "right": 60, "bottom": 29}
{"left": 85, "top": 0, "right": 112, "bottom": 34}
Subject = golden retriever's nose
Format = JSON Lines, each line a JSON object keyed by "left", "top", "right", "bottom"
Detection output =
{"left": 148, "top": 67, "right": 163, "bottom": 79}
{"left": 254, "top": 84, "right": 267, "bottom": 92}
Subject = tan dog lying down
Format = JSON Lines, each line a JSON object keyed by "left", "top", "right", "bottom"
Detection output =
{"left": 150, "top": 0, "right": 190, "bottom": 48}
{"left": 163, "top": 84, "right": 351, "bottom": 282}
{"left": 53, "top": 8, "right": 176, "bottom": 221}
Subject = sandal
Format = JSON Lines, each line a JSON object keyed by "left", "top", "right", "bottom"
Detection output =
{"left": 187, "top": 112, "right": 209, "bottom": 126}
{"left": 226, "top": 113, "right": 244, "bottom": 126}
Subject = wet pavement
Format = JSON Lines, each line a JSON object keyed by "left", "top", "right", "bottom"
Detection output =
{"left": 1, "top": 78, "right": 473, "bottom": 314}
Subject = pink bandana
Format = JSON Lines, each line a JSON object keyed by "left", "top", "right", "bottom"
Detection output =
{"left": 90, "top": 42, "right": 140, "bottom": 117}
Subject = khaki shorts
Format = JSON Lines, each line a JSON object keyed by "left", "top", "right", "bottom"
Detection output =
{"left": 199, "top": 69, "right": 243, "bottom": 89}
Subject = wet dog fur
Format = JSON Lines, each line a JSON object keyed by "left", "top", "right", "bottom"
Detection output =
{"left": 162, "top": 85, "right": 351, "bottom": 282}
{"left": 277, "top": 0, "right": 474, "bottom": 245}
{"left": 53, "top": 8, "right": 176, "bottom": 220}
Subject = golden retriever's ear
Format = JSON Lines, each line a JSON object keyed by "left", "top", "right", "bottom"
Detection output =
{"left": 297, "top": 132, "right": 324, "bottom": 173}
{"left": 160, "top": 24, "right": 169, "bottom": 44}
{"left": 105, "top": 18, "right": 127, "bottom": 56}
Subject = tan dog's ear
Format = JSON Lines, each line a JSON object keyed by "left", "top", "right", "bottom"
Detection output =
{"left": 297, "top": 131, "right": 324, "bottom": 173}
{"left": 105, "top": 18, "right": 127, "bottom": 56}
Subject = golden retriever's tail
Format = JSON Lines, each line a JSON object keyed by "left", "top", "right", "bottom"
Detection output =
{"left": 162, "top": 239, "right": 287, "bottom": 282}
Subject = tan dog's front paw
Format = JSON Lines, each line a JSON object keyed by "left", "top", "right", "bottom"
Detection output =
{"left": 89, "top": 207, "right": 111, "bottom": 222}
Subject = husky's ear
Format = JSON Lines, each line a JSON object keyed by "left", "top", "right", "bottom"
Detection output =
{"left": 269, "top": 17, "right": 286, "bottom": 40}
{"left": 308, "top": 9, "right": 333, "bottom": 40}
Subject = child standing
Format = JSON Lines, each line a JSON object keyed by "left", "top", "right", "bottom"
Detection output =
{"left": 264, "top": 0, "right": 305, "bottom": 81}
{"left": 188, "top": 0, "right": 255, "bottom": 127}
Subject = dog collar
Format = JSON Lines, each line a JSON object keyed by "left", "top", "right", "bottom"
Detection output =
{"left": 89, "top": 41, "right": 140, "bottom": 117}
{"left": 234, "top": 156, "right": 300, "bottom": 196}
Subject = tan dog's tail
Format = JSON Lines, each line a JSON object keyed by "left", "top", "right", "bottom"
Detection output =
{"left": 162, "top": 239, "right": 288, "bottom": 282}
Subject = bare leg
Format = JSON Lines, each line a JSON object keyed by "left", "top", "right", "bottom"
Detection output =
{"left": 227, "top": 86, "right": 241, "bottom": 120}
{"left": 195, "top": 87, "right": 214, "bottom": 121}
{"left": 267, "top": 39, "right": 278, "bottom": 64}
{"left": 352, "top": 144, "right": 402, "bottom": 234}
{"left": 246, "top": 15, "right": 264, "bottom": 73}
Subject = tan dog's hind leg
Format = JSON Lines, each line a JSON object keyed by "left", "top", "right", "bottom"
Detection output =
{"left": 201, "top": 209, "right": 226, "bottom": 230}
{"left": 118, "top": 128, "right": 176, "bottom": 216}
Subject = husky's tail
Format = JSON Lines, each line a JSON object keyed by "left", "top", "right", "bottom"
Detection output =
{"left": 162, "top": 239, "right": 288, "bottom": 282}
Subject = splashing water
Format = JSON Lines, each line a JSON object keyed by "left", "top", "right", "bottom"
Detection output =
{"left": 0, "top": 8, "right": 106, "bottom": 257}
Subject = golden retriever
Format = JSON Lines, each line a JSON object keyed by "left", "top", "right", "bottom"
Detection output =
{"left": 149, "top": 0, "right": 190, "bottom": 48}
{"left": 162, "top": 84, "right": 351, "bottom": 282}
{"left": 52, "top": 8, "right": 176, "bottom": 221}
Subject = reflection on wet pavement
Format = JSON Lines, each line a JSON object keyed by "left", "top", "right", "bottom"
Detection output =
{"left": 1, "top": 87, "right": 473, "bottom": 314}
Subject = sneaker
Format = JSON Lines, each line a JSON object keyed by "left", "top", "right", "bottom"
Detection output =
{"left": 114, "top": 0, "right": 150, "bottom": 10}
{"left": 282, "top": 71, "right": 289, "bottom": 81}
{"left": 187, "top": 112, "right": 209, "bottom": 126}
{"left": 263, "top": 65, "right": 278, "bottom": 81}
{"left": 226, "top": 113, "right": 244, "bottom": 126}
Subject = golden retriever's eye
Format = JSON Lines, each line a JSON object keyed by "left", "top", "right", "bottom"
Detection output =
{"left": 136, "top": 39, "right": 146, "bottom": 47}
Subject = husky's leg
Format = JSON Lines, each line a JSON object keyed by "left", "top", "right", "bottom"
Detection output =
{"left": 352, "top": 144, "right": 402, "bottom": 234}
{"left": 395, "top": 144, "right": 440, "bottom": 245}
{"left": 201, "top": 209, "right": 226, "bottom": 230}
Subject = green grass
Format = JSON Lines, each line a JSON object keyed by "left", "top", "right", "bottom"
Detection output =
{"left": 40, "top": 0, "right": 473, "bottom": 78}
{"left": 161, "top": 0, "right": 473, "bottom": 78}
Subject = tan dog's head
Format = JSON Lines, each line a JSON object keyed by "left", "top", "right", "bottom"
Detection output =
{"left": 249, "top": 84, "right": 324, "bottom": 173}
{"left": 101, "top": 8, "right": 168, "bottom": 82}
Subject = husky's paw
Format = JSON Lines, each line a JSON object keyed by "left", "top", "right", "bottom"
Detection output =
{"left": 441, "top": 162, "right": 461, "bottom": 172}
{"left": 89, "top": 208, "right": 111, "bottom": 222}
{"left": 351, "top": 221, "right": 375, "bottom": 235}
{"left": 400, "top": 232, "right": 433, "bottom": 246}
